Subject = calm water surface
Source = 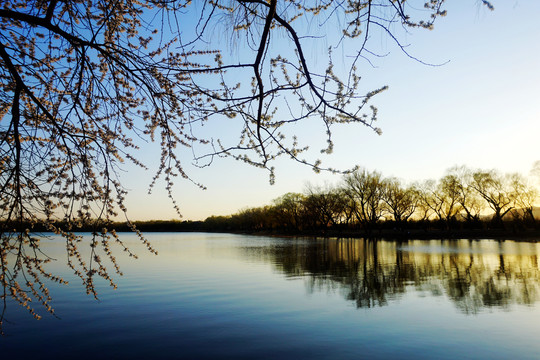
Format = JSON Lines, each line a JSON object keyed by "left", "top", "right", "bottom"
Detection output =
{"left": 2, "top": 233, "right": 540, "bottom": 359}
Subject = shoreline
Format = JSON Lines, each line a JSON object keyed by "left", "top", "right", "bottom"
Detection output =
{"left": 13, "top": 221, "right": 540, "bottom": 242}
{"left": 229, "top": 228, "right": 540, "bottom": 242}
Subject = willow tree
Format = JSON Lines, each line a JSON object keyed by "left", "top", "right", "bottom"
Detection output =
{"left": 382, "top": 178, "right": 419, "bottom": 228}
{"left": 343, "top": 168, "right": 386, "bottom": 232}
{"left": 470, "top": 170, "right": 516, "bottom": 227}
{"left": 0, "top": 0, "right": 493, "bottom": 328}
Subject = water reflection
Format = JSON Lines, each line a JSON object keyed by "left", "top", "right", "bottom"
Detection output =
{"left": 242, "top": 238, "right": 540, "bottom": 314}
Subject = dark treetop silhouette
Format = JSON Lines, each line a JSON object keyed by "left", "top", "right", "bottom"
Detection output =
{"left": 0, "top": 0, "right": 493, "bottom": 329}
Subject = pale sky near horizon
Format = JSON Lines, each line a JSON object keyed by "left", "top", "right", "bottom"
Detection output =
{"left": 122, "top": 1, "right": 540, "bottom": 221}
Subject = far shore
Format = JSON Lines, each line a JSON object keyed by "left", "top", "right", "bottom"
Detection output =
{"left": 235, "top": 228, "right": 540, "bottom": 242}
{"left": 11, "top": 219, "right": 540, "bottom": 241}
{"left": 108, "top": 225, "right": 540, "bottom": 242}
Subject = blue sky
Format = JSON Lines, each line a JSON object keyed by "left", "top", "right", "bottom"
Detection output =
{"left": 122, "top": 1, "right": 540, "bottom": 221}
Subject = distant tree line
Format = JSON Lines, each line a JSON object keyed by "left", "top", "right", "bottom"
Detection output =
{"left": 8, "top": 165, "right": 537, "bottom": 237}
{"left": 201, "top": 165, "right": 539, "bottom": 235}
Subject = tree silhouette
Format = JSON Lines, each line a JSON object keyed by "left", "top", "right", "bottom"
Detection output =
{"left": 382, "top": 177, "right": 419, "bottom": 228}
{"left": 0, "top": 0, "right": 493, "bottom": 329}
{"left": 343, "top": 168, "right": 386, "bottom": 232}
{"left": 470, "top": 170, "right": 516, "bottom": 227}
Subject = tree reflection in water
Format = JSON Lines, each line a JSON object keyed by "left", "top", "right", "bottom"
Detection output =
{"left": 242, "top": 239, "right": 540, "bottom": 314}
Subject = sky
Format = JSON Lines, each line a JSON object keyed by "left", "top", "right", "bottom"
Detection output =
{"left": 122, "top": 0, "right": 540, "bottom": 221}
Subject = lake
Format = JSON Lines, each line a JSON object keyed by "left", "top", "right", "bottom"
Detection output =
{"left": 2, "top": 233, "right": 540, "bottom": 359}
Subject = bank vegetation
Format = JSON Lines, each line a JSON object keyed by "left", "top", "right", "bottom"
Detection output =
{"left": 202, "top": 165, "right": 540, "bottom": 237}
